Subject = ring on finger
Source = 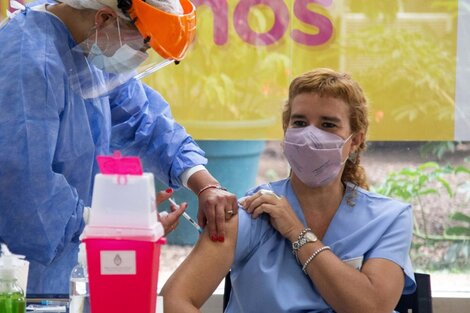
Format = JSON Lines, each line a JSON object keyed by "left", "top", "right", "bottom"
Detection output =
{"left": 226, "top": 210, "right": 234, "bottom": 215}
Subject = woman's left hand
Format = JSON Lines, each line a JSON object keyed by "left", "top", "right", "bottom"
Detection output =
{"left": 241, "top": 190, "right": 303, "bottom": 242}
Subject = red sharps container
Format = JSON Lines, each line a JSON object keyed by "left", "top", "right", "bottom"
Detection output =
{"left": 82, "top": 152, "right": 165, "bottom": 313}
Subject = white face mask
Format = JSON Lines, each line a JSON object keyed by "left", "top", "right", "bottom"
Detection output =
{"left": 88, "top": 43, "right": 148, "bottom": 74}
{"left": 87, "top": 19, "right": 148, "bottom": 74}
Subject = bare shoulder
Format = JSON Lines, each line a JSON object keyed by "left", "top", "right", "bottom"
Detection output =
{"left": 162, "top": 214, "right": 239, "bottom": 310}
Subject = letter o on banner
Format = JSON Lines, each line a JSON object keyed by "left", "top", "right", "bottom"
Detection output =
{"left": 234, "top": 0, "right": 289, "bottom": 46}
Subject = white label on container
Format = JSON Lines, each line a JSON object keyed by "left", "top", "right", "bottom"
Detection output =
{"left": 100, "top": 251, "right": 136, "bottom": 275}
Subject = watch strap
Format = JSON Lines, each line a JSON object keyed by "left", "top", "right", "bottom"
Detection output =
{"left": 292, "top": 228, "right": 317, "bottom": 263}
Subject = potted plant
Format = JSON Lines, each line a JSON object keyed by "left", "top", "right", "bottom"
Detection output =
{"left": 144, "top": 5, "right": 290, "bottom": 244}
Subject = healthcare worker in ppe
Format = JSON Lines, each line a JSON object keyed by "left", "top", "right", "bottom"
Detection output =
{"left": 0, "top": 0, "right": 238, "bottom": 294}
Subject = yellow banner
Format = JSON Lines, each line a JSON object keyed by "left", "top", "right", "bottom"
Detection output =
{"left": 1, "top": 0, "right": 9, "bottom": 17}
{"left": 1, "top": 1, "right": 458, "bottom": 140}
{"left": 146, "top": 0, "right": 458, "bottom": 140}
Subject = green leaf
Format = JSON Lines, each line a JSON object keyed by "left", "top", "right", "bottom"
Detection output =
{"left": 449, "top": 212, "right": 470, "bottom": 224}
{"left": 418, "top": 162, "right": 440, "bottom": 170}
{"left": 400, "top": 168, "right": 418, "bottom": 176}
{"left": 454, "top": 166, "right": 470, "bottom": 175}
{"left": 416, "top": 188, "right": 438, "bottom": 196}
{"left": 445, "top": 226, "right": 470, "bottom": 236}
{"left": 435, "top": 177, "right": 454, "bottom": 196}
{"left": 418, "top": 174, "right": 429, "bottom": 186}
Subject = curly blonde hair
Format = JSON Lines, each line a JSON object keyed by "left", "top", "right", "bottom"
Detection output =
{"left": 282, "top": 68, "right": 369, "bottom": 189}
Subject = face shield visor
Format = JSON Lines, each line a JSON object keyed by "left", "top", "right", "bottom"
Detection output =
{"left": 66, "top": 0, "right": 196, "bottom": 99}
{"left": 122, "top": 0, "right": 197, "bottom": 79}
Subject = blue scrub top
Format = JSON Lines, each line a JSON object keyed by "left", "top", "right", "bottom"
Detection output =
{"left": 0, "top": 2, "right": 206, "bottom": 293}
{"left": 226, "top": 179, "right": 416, "bottom": 313}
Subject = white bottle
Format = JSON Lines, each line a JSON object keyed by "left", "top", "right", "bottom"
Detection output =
{"left": 69, "top": 243, "right": 90, "bottom": 313}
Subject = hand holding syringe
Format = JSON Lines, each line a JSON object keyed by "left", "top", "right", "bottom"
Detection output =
{"left": 167, "top": 198, "right": 203, "bottom": 234}
{"left": 164, "top": 191, "right": 277, "bottom": 235}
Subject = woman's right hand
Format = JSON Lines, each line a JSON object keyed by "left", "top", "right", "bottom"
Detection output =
{"left": 241, "top": 190, "right": 304, "bottom": 242}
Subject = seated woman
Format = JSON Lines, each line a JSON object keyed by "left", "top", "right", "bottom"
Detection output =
{"left": 161, "top": 68, "right": 416, "bottom": 313}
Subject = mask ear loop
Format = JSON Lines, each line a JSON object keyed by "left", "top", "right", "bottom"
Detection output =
{"left": 344, "top": 133, "right": 354, "bottom": 145}
{"left": 344, "top": 132, "right": 357, "bottom": 160}
{"left": 117, "top": 18, "right": 123, "bottom": 47}
{"left": 100, "top": 28, "right": 111, "bottom": 54}
{"left": 94, "top": 28, "right": 98, "bottom": 45}
{"left": 91, "top": 22, "right": 110, "bottom": 54}
{"left": 341, "top": 133, "right": 355, "bottom": 164}
{"left": 84, "top": 25, "right": 97, "bottom": 53}
{"left": 348, "top": 151, "right": 358, "bottom": 163}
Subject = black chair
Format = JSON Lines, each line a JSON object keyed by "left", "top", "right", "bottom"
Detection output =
{"left": 223, "top": 271, "right": 232, "bottom": 311}
{"left": 223, "top": 272, "right": 432, "bottom": 313}
{"left": 395, "top": 272, "right": 432, "bottom": 313}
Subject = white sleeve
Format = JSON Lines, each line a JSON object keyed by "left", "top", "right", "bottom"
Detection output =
{"left": 179, "top": 165, "right": 208, "bottom": 188}
{"left": 83, "top": 206, "right": 91, "bottom": 225}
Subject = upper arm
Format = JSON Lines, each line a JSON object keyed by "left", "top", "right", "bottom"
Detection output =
{"left": 360, "top": 204, "right": 414, "bottom": 309}
{"left": 162, "top": 215, "right": 238, "bottom": 311}
{"left": 361, "top": 258, "right": 405, "bottom": 310}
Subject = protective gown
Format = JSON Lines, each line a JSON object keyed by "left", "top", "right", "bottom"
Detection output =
{"left": 0, "top": 3, "right": 206, "bottom": 293}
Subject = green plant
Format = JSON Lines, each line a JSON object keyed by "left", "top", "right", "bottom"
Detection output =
{"left": 446, "top": 212, "right": 470, "bottom": 237}
{"left": 418, "top": 141, "right": 459, "bottom": 160}
{"left": 372, "top": 161, "right": 470, "bottom": 270}
{"left": 145, "top": 6, "right": 290, "bottom": 123}
{"left": 346, "top": 25, "right": 454, "bottom": 124}
{"left": 443, "top": 212, "right": 470, "bottom": 270}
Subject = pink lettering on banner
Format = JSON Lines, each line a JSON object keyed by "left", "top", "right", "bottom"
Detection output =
{"left": 193, "top": 0, "right": 335, "bottom": 46}
{"left": 292, "top": 0, "right": 333, "bottom": 46}
{"left": 2, "top": 0, "right": 24, "bottom": 13}
{"left": 233, "top": 0, "right": 289, "bottom": 46}
{"left": 192, "top": 0, "right": 229, "bottom": 45}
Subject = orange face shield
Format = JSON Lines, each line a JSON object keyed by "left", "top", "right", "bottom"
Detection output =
{"left": 127, "top": 0, "right": 196, "bottom": 61}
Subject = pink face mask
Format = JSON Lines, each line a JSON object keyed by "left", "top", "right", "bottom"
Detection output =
{"left": 283, "top": 125, "right": 352, "bottom": 188}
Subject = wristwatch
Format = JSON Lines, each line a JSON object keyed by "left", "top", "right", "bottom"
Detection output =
{"left": 292, "top": 229, "right": 318, "bottom": 263}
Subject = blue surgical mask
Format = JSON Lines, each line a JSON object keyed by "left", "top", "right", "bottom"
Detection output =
{"left": 88, "top": 43, "right": 148, "bottom": 74}
{"left": 88, "top": 18, "right": 148, "bottom": 74}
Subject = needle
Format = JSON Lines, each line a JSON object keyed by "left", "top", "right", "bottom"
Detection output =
{"left": 168, "top": 198, "right": 203, "bottom": 234}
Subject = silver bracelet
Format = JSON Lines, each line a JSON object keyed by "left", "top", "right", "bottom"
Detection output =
{"left": 302, "top": 246, "right": 331, "bottom": 274}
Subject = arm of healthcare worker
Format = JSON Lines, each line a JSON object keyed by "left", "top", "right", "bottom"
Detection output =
{"left": 161, "top": 213, "right": 237, "bottom": 312}
{"left": 108, "top": 80, "right": 237, "bottom": 241}
{"left": 0, "top": 54, "right": 85, "bottom": 265}
{"left": 185, "top": 166, "right": 238, "bottom": 242}
{"left": 242, "top": 191, "right": 407, "bottom": 313}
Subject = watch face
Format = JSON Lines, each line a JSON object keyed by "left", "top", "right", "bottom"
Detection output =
{"left": 305, "top": 231, "right": 317, "bottom": 242}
